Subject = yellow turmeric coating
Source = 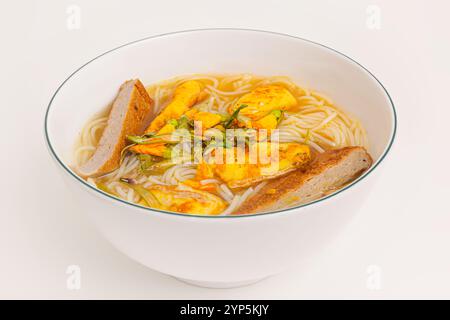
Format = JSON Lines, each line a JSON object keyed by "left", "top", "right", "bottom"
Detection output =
{"left": 157, "top": 122, "right": 177, "bottom": 135}
{"left": 146, "top": 80, "right": 203, "bottom": 133}
{"left": 146, "top": 185, "right": 226, "bottom": 215}
{"left": 229, "top": 85, "right": 297, "bottom": 121}
{"left": 130, "top": 143, "right": 167, "bottom": 157}
{"left": 182, "top": 179, "right": 217, "bottom": 192}
{"left": 253, "top": 113, "right": 279, "bottom": 130}
{"left": 183, "top": 108, "right": 199, "bottom": 119}
{"left": 192, "top": 112, "right": 223, "bottom": 131}
{"left": 196, "top": 143, "right": 311, "bottom": 188}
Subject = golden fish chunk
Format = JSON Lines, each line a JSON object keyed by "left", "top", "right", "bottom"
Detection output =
{"left": 229, "top": 85, "right": 297, "bottom": 121}
{"left": 146, "top": 80, "right": 203, "bottom": 133}
{"left": 146, "top": 184, "right": 226, "bottom": 215}
{"left": 197, "top": 142, "right": 311, "bottom": 188}
{"left": 192, "top": 111, "right": 223, "bottom": 131}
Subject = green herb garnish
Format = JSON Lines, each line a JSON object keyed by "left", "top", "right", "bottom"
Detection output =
{"left": 178, "top": 115, "right": 191, "bottom": 130}
{"left": 120, "top": 181, "right": 159, "bottom": 207}
{"left": 168, "top": 119, "right": 178, "bottom": 127}
{"left": 126, "top": 134, "right": 154, "bottom": 144}
{"left": 119, "top": 143, "right": 136, "bottom": 165}
{"left": 271, "top": 109, "right": 282, "bottom": 120}
{"left": 223, "top": 104, "right": 248, "bottom": 129}
{"left": 96, "top": 181, "right": 116, "bottom": 196}
{"left": 136, "top": 154, "right": 155, "bottom": 172}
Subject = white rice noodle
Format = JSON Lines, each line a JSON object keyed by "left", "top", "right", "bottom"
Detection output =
{"left": 219, "top": 181, "right": 268, "bottom": 215}
{"left": 110, "top": 155, "right": 139, "bottom": 181}
{"left": 200, "top": 179, "right": 220, "bottom": 185}
{"left": 205, "top": 89, "right": 224, "bottom": 110}
{"left": 239, "top": 186, "right": 256, "bottom": 203}
{"left": 219, "top": 97, "right": 238, "bottom": 114}
{"left": 107, "top": 181, "right": 128, "bottom": 199}
{"left": 161, "top": 164, "right": 197, "bottom": 185}
{"left": 312, "top": 112, "right": 337, "bottom": 130}
{"left": 220, "top": 194, "right": 241, "bottom": 216}
{"left": 74, "top": 146, "right": 96, "bottom": 167}
{"left": 217, "top": 184, "right": 234, "bottom": 203}
{"left": 152, "top": 87, "right": 161, "bottom": 113}
{"left": 126, "top": 188, "right": 135, "bottom": 202}
{"left": 74, "top": 116, "right": 108, "bottom": 167}
{"left": 278, "top": 99, "right": 368, "bottom": 151}
{"left": 253, "top": 181, "right": 268, "bottom": 194}
{"left": 207, "top": 96, "right": 215, "bottom": 110}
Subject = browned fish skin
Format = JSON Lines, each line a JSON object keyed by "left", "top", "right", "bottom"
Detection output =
{"left": 233, "top": 146, "right": 373, "bottom": 214}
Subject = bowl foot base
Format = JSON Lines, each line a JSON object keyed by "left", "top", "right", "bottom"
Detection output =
{"left": 174, "top": 276, "right": 267, "bottom": 289}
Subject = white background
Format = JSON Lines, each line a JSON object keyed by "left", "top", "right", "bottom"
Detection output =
{"left": 1, "top": 0, "right": 449, "bottom": 299}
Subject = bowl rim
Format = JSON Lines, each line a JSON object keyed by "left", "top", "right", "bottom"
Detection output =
{"left": 44, "top": 28, "right": 397, "bottom": 219}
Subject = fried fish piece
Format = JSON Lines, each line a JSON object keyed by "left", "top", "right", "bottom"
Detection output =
{"left": 233, "top": 146, "right": 373, "bottom": 214}
{"left": 145, "top": 184, "right": 227, "bottom": 215}
{"left": 146, "top": 80, "right": 203, "bottom": 133}
{"left": 197, "top": 142, "right": 311, "bottom": 188}
{"left": 228, "top": 85, "right": 297, "bottom": 122}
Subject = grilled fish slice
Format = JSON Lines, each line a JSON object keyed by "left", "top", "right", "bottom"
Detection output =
{"left": 233, "top": 146, "right": 373, "bottom": 214}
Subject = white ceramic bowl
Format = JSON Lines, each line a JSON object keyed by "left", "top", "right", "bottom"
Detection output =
{"left": 45, "top": 29, "right": 396, "bottom": 288}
